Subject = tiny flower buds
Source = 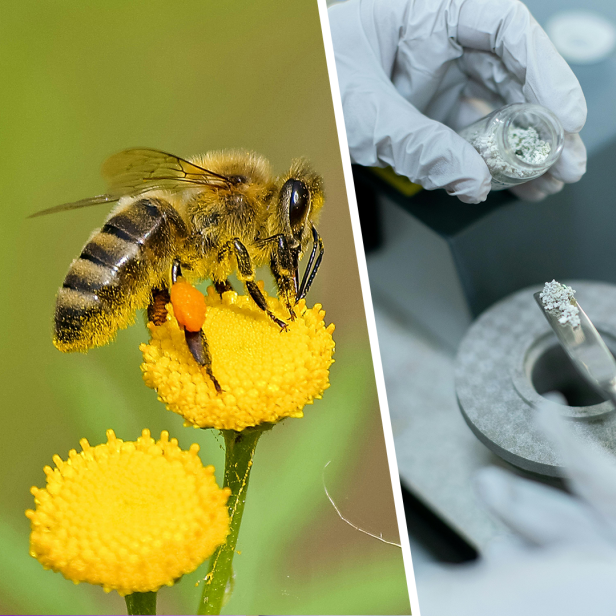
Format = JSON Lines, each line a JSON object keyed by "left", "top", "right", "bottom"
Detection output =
{"left": 26, "top": 430, "right": 230, "bottom": 596}
{"left": 141, "top": 284, "right": 335, "bottom": 430}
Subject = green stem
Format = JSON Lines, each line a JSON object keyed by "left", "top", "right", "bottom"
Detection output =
{"left": 125, "top": 591, "right": 157, "bottom": 615}
{"left": 198, "top": 425, "right": 267, "bottom": 615}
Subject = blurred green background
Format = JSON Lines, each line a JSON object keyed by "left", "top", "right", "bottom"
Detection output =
{"left": 0, "top": 1, "right": 411, "bottom": 614}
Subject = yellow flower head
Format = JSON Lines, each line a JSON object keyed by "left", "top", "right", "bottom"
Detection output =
{"left": 26, "top": 430, "right": 230, "bottom": 596}
{"left": 140, "top": 285, "right": 335, "bottom": 431}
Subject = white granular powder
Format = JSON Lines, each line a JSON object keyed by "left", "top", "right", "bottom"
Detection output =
{"left": 467, "top": 126, "right": 551, "bottom": 179}
{"left": 540, "top": 280, "right": 580, "bottom": 328}
{"left": 509, "top": 127, "right": 551, "bottom": 164}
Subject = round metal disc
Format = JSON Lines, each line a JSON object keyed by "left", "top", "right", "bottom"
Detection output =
{"left": 455, "top": 281, "right": 616, "bottom": 476}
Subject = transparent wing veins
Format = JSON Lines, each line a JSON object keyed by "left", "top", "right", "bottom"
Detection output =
{"left": 29, "top": 148, "right": 231, "bottom": 218}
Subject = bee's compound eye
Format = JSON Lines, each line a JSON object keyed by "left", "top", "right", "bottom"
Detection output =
{"left": 284, "top": 179, "right": 310, "bottom": 229}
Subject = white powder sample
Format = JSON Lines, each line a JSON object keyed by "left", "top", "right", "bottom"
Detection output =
{"left": 466, "top": 125, "right": 551, "bottom": 179}
{"left": 508, "top": 127, "right": 552, "bottom": 164}
{"left": 540, "top": 280, "right": 580, "bottom": 328}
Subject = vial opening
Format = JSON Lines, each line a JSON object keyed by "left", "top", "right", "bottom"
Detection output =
{"left": 501, "top": 105, "right": 565, "bottom": 170}
{"left": 458, "top": 103, "right": 565, "bottom": 188}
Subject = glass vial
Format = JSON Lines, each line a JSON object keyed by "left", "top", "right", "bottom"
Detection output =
{"left": 458, "top": 103, "right": 564, "bottom": 190}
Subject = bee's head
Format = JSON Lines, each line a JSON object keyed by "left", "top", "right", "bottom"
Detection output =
{"left": 278, "top": 160, "right": 324, "bottom": 247}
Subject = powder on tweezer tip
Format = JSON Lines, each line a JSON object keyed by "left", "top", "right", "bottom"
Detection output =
{"left": 540, "top": 280, "right": 580, "bottom": 328}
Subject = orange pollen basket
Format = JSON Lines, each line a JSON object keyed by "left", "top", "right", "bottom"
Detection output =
{"left": 170, "top": 281, "right": 207, "bottom": 332}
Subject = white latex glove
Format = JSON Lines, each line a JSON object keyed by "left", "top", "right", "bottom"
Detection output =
{"left": 418, "top": 404, "right": 616, "bottom": 616}
{"left": 329, "top": 0, "right": 587, "bottom": 204}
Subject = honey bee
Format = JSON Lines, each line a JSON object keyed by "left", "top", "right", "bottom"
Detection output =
{"left": 32, "top": 148, "right": 325, "bottom": 392}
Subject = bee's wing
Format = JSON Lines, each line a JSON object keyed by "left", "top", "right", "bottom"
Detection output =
{"left": 101, "top": 148, "right": 232, "bottom": 194}
{"left": 28, "top": 194, "right": 117, "bottom": 218}
{"left": 29, "top": 148, "right": 231, "bottom": 218}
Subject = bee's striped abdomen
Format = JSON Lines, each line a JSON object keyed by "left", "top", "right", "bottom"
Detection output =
{"left": 54, "top": 198, "right": 186, "bottom": 352}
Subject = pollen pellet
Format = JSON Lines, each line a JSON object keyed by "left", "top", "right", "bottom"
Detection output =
{"left": 170, "top": 281, "right": 207, "bottom": 332}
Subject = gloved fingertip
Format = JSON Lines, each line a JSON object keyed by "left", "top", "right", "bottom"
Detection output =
{"left": 544, "top": 178, "right": 565, "bottom": 195}
{"left": 558, "top": 94, "right": 588, "bottom": 135}
{"left": 447, "top": 175, "right": 491, "bottom": 204}
{"left": 541, "top": 391, "right": 568, "bottom": 405}
{"left": 509, "top": 182, "right": 545, "bottom": 202}
{"left": 509, "top": 186, "right": 547, "bottom": 202}
{"left": 444, "top": 141, "right": 493, "bottom": 204}
{"left": 510, "top": 172, "right": 566, "bottom": 201}
{"left": 550, "top": 133, "right": 587, "bottom": 184}
{"left": 473, "top": 467, "right": 515, "bottom": 507}
{"left": 455, "top": 190, "right": 489, "bottom": 205}
{"left": 566, "top": 166, "right": 586, "bottom": 185}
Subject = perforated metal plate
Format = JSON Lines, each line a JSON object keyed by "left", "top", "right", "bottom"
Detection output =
{"left": 455, "top": 281, "right": 616, "bottom": 476}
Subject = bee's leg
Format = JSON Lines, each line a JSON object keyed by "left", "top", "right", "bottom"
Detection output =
{"left": 229, "top": 238, "right": 288, "bottom": 331}
{"left": 147, "top": 287, "right": 171, "bottom": 325}
{"left": 214, "top": 279, "right": 233, "bottom": 297}
{"left": 245, "top": 280, "right": 289, "bottom": 331}
{"left": 270, "top": 235, "right": 299, "bottom": 320}
{"left": 169, "top": 260, "right": 222, "bottom": 393}
{"left": 185, "top": 330, "right": 222, "bottom": 393}
{"left": 297, "top": 225, "right": 324, "bottom": 301}
{"left": 171, "top": 260, "right": 182, "bottom": 284}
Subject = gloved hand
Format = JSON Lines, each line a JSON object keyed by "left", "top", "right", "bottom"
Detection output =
{"left": 329, "top": 0, "right": 587, "bottom": 203}
{"left": 417, "top": 404, "right": 616, "bottom": 616}
{"left": 475, "top": 409, "right": 616, "bottom": 554}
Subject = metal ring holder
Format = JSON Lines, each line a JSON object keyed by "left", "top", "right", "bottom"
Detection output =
{"left": 455, "top": 281, "right": 616, "bottom": 477}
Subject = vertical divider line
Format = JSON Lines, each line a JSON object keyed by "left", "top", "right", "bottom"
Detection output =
{"left": 316, "top": 2, "right": 422, "bottom": 614}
